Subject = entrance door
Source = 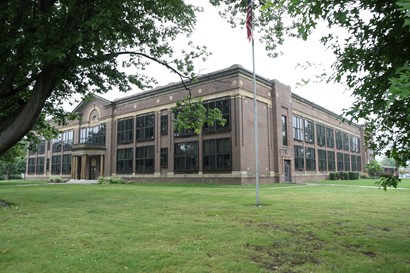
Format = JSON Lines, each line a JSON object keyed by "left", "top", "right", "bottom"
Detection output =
{"left": 89, "top": 157, "right": 100, "bottom": 179}
{"left": 284, "top": 160, "right": 291, "bottom": 182}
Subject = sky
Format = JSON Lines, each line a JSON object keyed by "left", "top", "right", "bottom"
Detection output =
{"left": 73, "top": 1, "right": 354, "bottom": 115}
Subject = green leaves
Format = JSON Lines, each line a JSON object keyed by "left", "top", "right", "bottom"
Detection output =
{"left": 171, "top": 96, "right": 226, "bottom": 135}
{"left": 375, "top": 175, "right": 401, "bottom": 191}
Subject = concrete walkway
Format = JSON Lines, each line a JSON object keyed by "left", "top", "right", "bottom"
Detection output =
{"left": 64, "top": 179, "right": 98, "bottom": 184}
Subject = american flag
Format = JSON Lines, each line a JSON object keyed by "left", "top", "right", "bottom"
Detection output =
{"left": 246, "top": 0, "right": 252, "bottom": 41}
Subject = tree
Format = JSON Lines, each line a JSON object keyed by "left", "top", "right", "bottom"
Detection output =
{"left": 0, "top": 0, "right": 211, "bottom": 155}
{"left": 365, "top": 160, "right": 383, "bottom": 178}
{"left": 211, "top": 0, "right": 410, "bottom": 167}
{"left": 0, "top": 142, "right": 27, "bottom": 179}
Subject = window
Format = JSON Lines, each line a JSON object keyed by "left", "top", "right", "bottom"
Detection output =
{"left": 203, "top": 98, "right": 230, "bottom": 133}
{"left": 63, "top": 130, "right": 74, "bottom": 151}
{"left": 36, "top": 157, "right": 44, "bottom": 175}
{"left": 326, "top": 127, "right": 334, "bottom": 148}
{"left": 336, "top": 131, "right": 343, "bottom": 150}
{"left": 80, "top": 124, "right": 106, "bottom": 146}
{"left": 203, "top": 138, "right": 232, "bottom": 171}
{"left": 52, "top": 134, "right": 62, "bottom": 153}
{"left": 293, "top": 116, "right": 303, "bottom": 141}
{"left": 51, "top": 155, "right": 61, "bottom": 174}
{"left": 316, "top": 124, "right": 326, "bottom": 147}
{"left": 294, "top": 145, "right": 304, "bottom": 171}
{"left": 281, "top": 115, "right": 288, "bottom": 146}
{"left": 37, "top": 138, "right": 46, "bottom": 154}
{"left": 136, "top": 146, "right": 154, "bottom": 172}
{"left": 304, "top": 120, "right": 315, "bottom": 143}
{"left": 117, "top": 148, "right": 133, "bottom": 174}
{"left": 28, "top": 158, "right": 36, "bottom": 174}
{"left": 117, "top": 118, "right": 133, "bottom": 144}
{"left": 161, "top": 115, "right": 168, "bottom": 135}
{"left": 305, "top": 147, "right": 316, "bottom": 171}
{"left": 327, "top": 151, "right": 335, "bottom": 171}
{"left": 136, "top": 113, "right": 155, "bottom": 141}
{"left": 351, "top": 155, "right": 362, "bottom": 171}
{"left": 342, "top": 133, "right": 350, "bottom": 151}
{"left": 337, "top": 152, "right": 344, "bottom": 171}
{"left": 62, "top": 154, "right": 71, "bottom": 174}
{"left": 350, "top": 136, "right": 360, "bottom": 153}
{"left": 318, "top": 149, "right": 327, "bottom": 171}
{"left": 344, "top": 153, "right": 350, "bottom": 171}
{"left": 160, "top": 148, "right": 168, "bottom": 168}
{"left": 174, "top": 142, "right": 199, "bottom": 172}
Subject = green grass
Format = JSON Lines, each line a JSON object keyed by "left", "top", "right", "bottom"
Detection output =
{"left": 309, "top": 177, "right": 410, "bottom": 188}
{"left": 1, "top": 180, "right": 409, "bottom": 273}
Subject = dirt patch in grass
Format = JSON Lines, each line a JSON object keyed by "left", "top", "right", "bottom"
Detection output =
{"left": 0, "top": 199, "right": 12, "bottom": 208}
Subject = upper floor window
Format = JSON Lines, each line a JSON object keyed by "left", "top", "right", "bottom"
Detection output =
{"left": 304, "top": 119, "right": 314, "bottom": 143}
{"left": 63, "top": 130, "right": 74, "bottom": 151}
{"left": 161, "top": 115, "right": 168, "bottom": 135}
{"left": 136, "top": 113, "right": 155, "bottom": 141}
{"left": 316, "top": 124, "right": 325, "bottom": 147}
{"left": 350, "top": 136, "right": 360, "bottom": 153}
{"left": 293, "top": 116, "right": 303, "bottom": 141}
{"left": 336, "top": 131, "right": 343, "bottom": 150}
{"left": 117, "top": 118, "right": 133, "bottom": 144}
{"left": 326, "top": 127, "right": 334, "bottom": 148}
{"left": 80, "top": 124, "right": 106, "bottom": 146}
{"left": 203, "top": 98, "right": 230, "bottom": 133}
{"left": 52, "top": 134, "right": 62, "bottom": 153}
{"left": 281, "top": 115, "right": 288, "bottom": 146}
{"left": 342, "top": 133, "right": 350, "bottom": 151}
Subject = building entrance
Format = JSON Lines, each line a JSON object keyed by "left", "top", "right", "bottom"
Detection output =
{"left": 284, "top": 160, "right": 291, "bottom": 182}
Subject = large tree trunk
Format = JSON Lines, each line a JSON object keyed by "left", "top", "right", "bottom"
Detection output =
{"left": 0, "top": 67, "right": 55, "bottom": 155}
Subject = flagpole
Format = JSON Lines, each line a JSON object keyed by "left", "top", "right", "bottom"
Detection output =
{"left": 249, "top": 0, "right": 260, "bottom": 207}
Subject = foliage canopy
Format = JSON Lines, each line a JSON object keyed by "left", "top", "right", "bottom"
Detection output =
{"left": 211, "top": 0, "right": 410, "bottom": 167}
{"left": 0, "top": 0, "right": 209, "bottom": 155}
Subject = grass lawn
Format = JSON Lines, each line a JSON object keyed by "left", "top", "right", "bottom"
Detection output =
{"left": 1, "top": 179, "right": 409, "bottom": 273}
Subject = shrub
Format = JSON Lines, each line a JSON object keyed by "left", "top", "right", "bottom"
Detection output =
{"left": 98, "top": 177, "right": 125, "bottom": 184}
{"left": 49, "top": 176, "right": 63, "bottom": 183}
{"left": 343, "top": 172, "right": 349, "bottom": 180}
{"left": 348, "top": 172, "right": 356, "bottom": 180}
{"left": 339, "top": 172, "right": 345, "bottom": 180}
{"left": 329, "top": 172, "right": 338, "bottom": 180}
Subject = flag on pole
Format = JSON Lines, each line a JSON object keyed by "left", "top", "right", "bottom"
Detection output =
{"left": 246, "top": 0, "right": 252, "bottom": 42}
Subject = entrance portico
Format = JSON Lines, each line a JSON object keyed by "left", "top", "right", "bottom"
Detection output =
{"left": 70, "top": 144, "right": 106, "bottom": 180}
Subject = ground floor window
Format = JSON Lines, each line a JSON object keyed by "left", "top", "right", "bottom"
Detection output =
{"left": 62, "top": 154, "right": 72, "bottom": 174}
{"left": 305, "top": 147, "right": 316, "bottom": 171}
{"left": 117, "top": 148, "right": 133, "bottom": 174}
{"left": 160, "top": 148, "right": 168, "bottom": 168}
{"left": 337, "top": 153, "right": 344, "bottom": 171}
{"left": 175, "top": 142, "right": 198, "bottom": 172}
{"left": 318, "top": 149, "right": 327, "bottom": 171}
{"left": 28, "top": 158, "right": 36, "bottom": 174}
{"left": 36, "top": 157, "right": 44, "bottom": 175}
{"left": 327, "top": 151, "right": 335, "bottom": 171}
{"left": 136, "top": 146, "right": 154, "bottom": 172}
{"left": 351, "top": 155, "right": 362, "bottom": 171}
{"left": 294, "top": 146, "right": 304, "bottom": 171}
{"left": 51, "top": 155, "right": 61, "bottom": 174}
{"left": 203, "top": 138, "right": 231, "bottom": 171}
{"left": 343, "top": 153, "right": 351, "bottom": 171}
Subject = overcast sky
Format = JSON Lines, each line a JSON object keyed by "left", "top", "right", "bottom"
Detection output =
{"left": 73, "top": 1, "right": 354, "bottom": 115}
